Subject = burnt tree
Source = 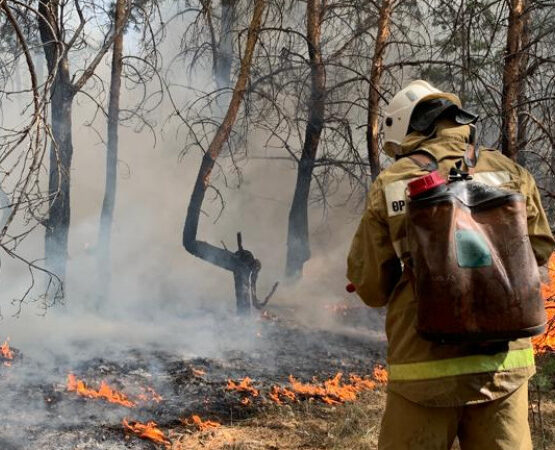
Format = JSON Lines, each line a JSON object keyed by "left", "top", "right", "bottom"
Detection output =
{"left": 0, "top": 1, "right": 64, "bottom": 306}
{"left": 183, "top": 0, "right": 275, "bottom": 315}
{"left": 97, "top": 0, "right": 130, "bottom": 303}
{"left": 38, "top": 0, "right": 129, "bottom": 284}
{"left": 285, "top": 0, "right": 326, "bottom": 280}
{"left": 366, "top": 0, "right": 396, "bottom": 181}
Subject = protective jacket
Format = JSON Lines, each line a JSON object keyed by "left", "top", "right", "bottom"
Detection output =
{"left": 347, "top": 120, "right": 555, "bottom": 407}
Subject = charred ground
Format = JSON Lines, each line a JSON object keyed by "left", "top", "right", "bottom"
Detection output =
{"left": 0, "top": 305, "right": 386, "bottom": 449}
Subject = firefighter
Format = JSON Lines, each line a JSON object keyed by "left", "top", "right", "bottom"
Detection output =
{"left": 347, "top": 80, "right": 555, "bottom": 449}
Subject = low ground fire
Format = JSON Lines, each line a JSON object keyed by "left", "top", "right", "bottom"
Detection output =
{"left": 2, "top": 259, "right": 554, "bottom": 449}
{"left": 1, "top": 338, "right": 13, "bottom": 367}
{"left": 534, "top": 253, "right": 555, "bottom": 353}
{"left": 123, "top": 419, "right": 171, "bottom": 447}
{"left": 0, "top": 308, "right": 389, "bottom": 448}
{"left": 67, "top": 374, "right": 137, "bottom": 408}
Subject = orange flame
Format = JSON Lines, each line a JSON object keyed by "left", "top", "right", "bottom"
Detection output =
{"left": 182, "top": 415, "right": 221, "bottom": 431}
{"left": 372, "top": 364, "right": 388, "bottom": 384}
{"left": 349, "top": 374, "right": 377, "bottom": 390}
{"left": 1, "top": 338, "right": 14, "bottom": 366}
{"left": 533, "top": 253, "right": 555, "bottom": 354}
{"left": 240, "top": 397, "right": 252, "bottom": 406}
{"left": 67, "top": 374, "right": 136, "bottom": 408}
{"left": 123, "top": 418, "right": 170, "bottom": 447}
{"left": 268, "top": 386, "right": 283, "bottom": 405}
{"left": 192, "top": 367, "right": 206, "bottom": 377}
{"left": 541, "top": 253, "right": 555, "bottom": 300}
{"left": 268, "top": 385, "right": 298, "bottom": 405}
{"left": 288, "top": 372, "right": 376, "bottom": 405}
{"left": 226, "top": 377, "right": 259, "bottom": 397}
{"left": 533, "top": 303, "right": 555, "bottom": 353}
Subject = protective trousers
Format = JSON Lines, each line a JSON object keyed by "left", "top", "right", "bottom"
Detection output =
{"left": 378, "top": 383, "right": 532, "bottom": 450}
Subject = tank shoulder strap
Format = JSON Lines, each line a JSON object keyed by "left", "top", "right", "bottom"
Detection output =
{"left": 397, "top": 149, "right": 438, "bottom": 172}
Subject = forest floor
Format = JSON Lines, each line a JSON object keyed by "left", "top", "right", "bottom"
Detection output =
{"left": 169, "top": 383, "right": 555, "bottom": 449}
{"left": 1, "top": 301, "right": 553, "bottom": 450}
{"left": 168, "top": 388, "right": 386, "bottom": 449}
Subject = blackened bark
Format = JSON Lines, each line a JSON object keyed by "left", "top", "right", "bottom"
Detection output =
{"left": 183, "top": 0, "right": 267, "bottom": 314}
{"left": 45, "top": 90, "right": 73, "bottom": 281}
{"left": 39, "top": 0, "right": 75, "bottom": 282}
{"left": 285, "top": 0, "right": 325, "bottom": 280}
{"left": 98, "top": 0, "right": 128, "bottom": 302}
{"left": 38, "top": 0, "right": 130, "bottom": 286}
{"left": 367, "top": 0, "right": 395, "bottom": 181}
{"left": 501, "top": 0, "right": 528, "bottom": 161}
{"left": 183, "top": 153, "right": 237, "bottom": 272}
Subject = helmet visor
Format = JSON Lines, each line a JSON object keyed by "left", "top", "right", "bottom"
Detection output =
{"left": 409, "top": 98, "right": 478, "bottom": 135}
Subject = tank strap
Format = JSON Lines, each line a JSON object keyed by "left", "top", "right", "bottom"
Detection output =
{"left": 401, "top": 149, "right": 439, "bottom": 172}
{"left": 388, "top": 347, "right": 534, "bottom": 381}
{"left": 463, "top": 124, "right": 479, "bottom": 175}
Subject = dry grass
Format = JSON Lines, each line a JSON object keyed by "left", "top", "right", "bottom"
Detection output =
{"left": 170, "top": 385, "right": 555, "bottom": 450}
{"left": 530, "top": 389, "right": 555, "bottom": 449}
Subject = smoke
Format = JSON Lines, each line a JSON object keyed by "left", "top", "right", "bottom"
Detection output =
{"left": 0, "top": 0, "right": 384, "bottom": 397}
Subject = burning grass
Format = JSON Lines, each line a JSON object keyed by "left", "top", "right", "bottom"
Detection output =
{"left": 372, "top": 364, "right": 388, "bottom": 384}
{"left": 169, "top": 389, "right": 387, "bottom": 450}
{"left": 227, "top": 369, "right": 382, "bottom": 407}
{"left": 268, "top": 385, "right": 297, "bottom": 405}
{"left": 191, "top": 367, "right": 206, "bottom": 377}
{"left": 66, "top": 373, "right": 164, "bottom": 408}
{"left": 2, "top": 302, "right": 555, "bottom": 450}
{"left": 287, "top": 373, "right": 376, "bottom": 405}
{"left": 67, "top": 374, "right": 136, "bottom": 408}
{"left": 123, "top": 418, "right": 171, "bottom": 447}
{"left": 534, "top": 253, "right": 555, "bottom": 354}
{"left": 1, "top": 337, "right": 14, "bottom": 367}
{"left": 227, "top": 377, "right": 260, "bottom": 396}
{"left": 183, "top": 414, "right": 221, "bottom": 431}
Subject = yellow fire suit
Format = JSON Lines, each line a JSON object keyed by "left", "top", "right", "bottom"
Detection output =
{"left": 347, "top": 115, "right": 555, "bottom": 449}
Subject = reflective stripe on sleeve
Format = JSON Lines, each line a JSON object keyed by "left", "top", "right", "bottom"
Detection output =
{"left": 388, "top": 347, "right": 534, "bottom": 381}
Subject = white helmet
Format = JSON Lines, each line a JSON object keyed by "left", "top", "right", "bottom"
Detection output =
{"left": 383, "top": 80, "right": 460, "bottom": 156}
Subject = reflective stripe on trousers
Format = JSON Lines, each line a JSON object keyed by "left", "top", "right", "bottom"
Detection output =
{"left": 388, "top": 347, "right": 534, "bottom": 381}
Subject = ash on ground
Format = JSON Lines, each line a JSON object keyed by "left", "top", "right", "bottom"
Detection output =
{"left": 0, "top": 305, "right": 385, "bottom": 449}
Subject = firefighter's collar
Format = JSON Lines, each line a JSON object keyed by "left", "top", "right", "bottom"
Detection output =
{"left": 397, "top": 122, "right": 471, "bottom": 156}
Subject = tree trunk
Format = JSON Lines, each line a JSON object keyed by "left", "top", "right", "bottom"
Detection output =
{"left": 366, "top": 0, "right": 395, "bottom": 181}
{"left": 183, "top": 0, "right": 266, "bottom": 315}
{"left": 45, "top": 83, "right": 74, "bottom": 281}
{"left": 285, "top": 0, "right": 325, "bottom": 280}
{"left": 215, "top": 0, "right": 237, "bottom": 91}
{"left": 38, "top": 0, "right": 75, "bottom": 282}
{"left": 97, "top": 0, "right": 128, "bottom": 303}
{"left": 501, "top": 0, "right": 528, "bottom": 160}
{"left": 515, "top": 4, "right": 530, "bottom": 167}
{"left": 38, "top": 0, "right": 130, "bottom": 288}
